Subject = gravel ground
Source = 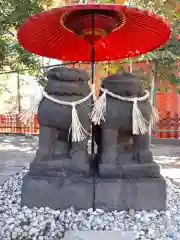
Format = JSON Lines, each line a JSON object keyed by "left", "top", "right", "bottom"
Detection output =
{"left": 0, "top": 169, "right": 180, "bottom": 240}
{"left": 1, "top": 135, "right": 180, "bottom": 240}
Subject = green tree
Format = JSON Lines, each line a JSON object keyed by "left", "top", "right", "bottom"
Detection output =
{"left": 101, "top": 0, "right": 180, "bottom": 91}
{"left": 0, "top": 0, "right": 179, "bottom": 83}
{"left": 0, "top": 0, "right": 57, "bottom": 74}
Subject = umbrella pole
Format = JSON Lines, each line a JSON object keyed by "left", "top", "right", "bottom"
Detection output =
{"left": 91, "top": 13, "right": 95, "bottom": 162}
{"left": 90, "top": 53, "right": 96, "bottom": 211}
{"left": 91, "top": 13, "right": 97, "bottom": 211}
{"left": 91, "top": 50, "right": 95, "bottom": 161}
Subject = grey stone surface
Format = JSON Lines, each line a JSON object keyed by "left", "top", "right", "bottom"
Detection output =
{"left": 29, "top": 159, "right": 90, "bottom": 178}
{"left": 99, "top": 162, "right": 160, "bottom": 178}
{"left": 0, "top": 135, "right": 37, "bottom": 185}
{"left": 95, "top": 177, "right": 166, "bottom": 211}
{"left": 152, "top": 137, "right": 180, "bottom": 146}
{"left": 119, "top": 162, "right": 160, "bottom": 178}
{"left": 96, "top": 73, "right": 153, "bottom": 166}
{"left": 0, "top": 134, "right": 179, "bottom": 180}
{"left": 118, "top": 153, "right": 160, "bottom": 178}
{"left": 0, "top": 175, "right": 10, "bottom": 185}
{"left": 1, "top": 134, "right": 180, "bottom": 211}
{"left": 21, "top": 168, "right": 166, "bottom": 211}
{"left": 21, "top": 174, "right": 94, "bottom": 210}
{"left": 0, "top": 167, "right": 22, "bottom": 176}
{"left": 45, "top": 67, "right": 90, "bottom": 95}
{"left": 63, "top": 231, "right": 134, "bottom": 240}
{"left": 99, "top": 153, "right": 161, "bottom": 178}
{"left": 36, "top": 67, "right": 92, "bottom": 165}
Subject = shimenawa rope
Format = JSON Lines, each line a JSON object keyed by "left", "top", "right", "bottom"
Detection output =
{"left": 89, "top": 87, "right": 159, "bottom": 135}
{"left": 19, "top": 90, "right": 93, "bottom": 142}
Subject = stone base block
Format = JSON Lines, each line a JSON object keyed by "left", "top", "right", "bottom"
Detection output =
{"left": 21, "top": 174, "right": 94, "bottom": 210}
{"left": 29, "top": 159, "right": 90, "bottom": 178}
{"left": 99, "top": 162, "right": 160, "bottom": 179}
{"left": 99, "top": 153, "right": 160, "bottom": 178}
{"left": 119, "top": 161, "right": 160, "bottom": 178}
{"left": 118, "top": 153, "right": 160, "bottom": 178}
{"left": 95, "top": 177, "right": 166, "bottom": 211}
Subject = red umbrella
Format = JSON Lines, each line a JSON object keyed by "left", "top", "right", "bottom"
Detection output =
{"left": 17, "top": 4, "right": 171, "bottom": 62}
{"left": 17, "top": 4, "right": 171, "bottom": 179}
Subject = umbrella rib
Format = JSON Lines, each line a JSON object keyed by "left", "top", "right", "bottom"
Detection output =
{"left": 17, "top": 4, "right": 170, "bottom": 62}
{"left": 125, "top": 15, "right": 169, "bottom": 34}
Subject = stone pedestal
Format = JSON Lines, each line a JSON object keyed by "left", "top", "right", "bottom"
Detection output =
{"left": 96, "top": 153, "right": 166, "bottom": 211}
{"left": 99, "top": 152, "right": 161, "bottom": 178}
{"left": 21, "top": 159, "right": 93, "bottom": 210}
{"left": 95, "top": 177, "right": 166, "bottom": 211}
{"left": 21, "top": 155, "right": 166, "bottom": 211}
{"left": 21, "top": 174, "right": 94, "bottom": 210}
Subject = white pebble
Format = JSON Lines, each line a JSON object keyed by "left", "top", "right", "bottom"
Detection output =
{"left": 5, "top": 216, "right": 14, "bottom": 223}
{"left": 29, "top": 227, "right": 38, "bottom": 236}
{"left": 88, "top": 208, "right": 93, "bottom": 213}
{"left": 148, "top": 228, "right": 155, "bottom": 235}
{"left": 38, "top": 236, "right": 44, "bottom": 240}
{"left": 141, "top": 215, "right": 150, "bottom": 224}
{"left": 11, "top": 232, "right": 18, "bottom": 239}
{"left": 1, "top": 167, "right": 180, "bottom": 240}
{"left": 11, "top": 207, "right": 18, "bottom": 214}
{"left": 96, "top": 209, "right": 104, "bottom": 214}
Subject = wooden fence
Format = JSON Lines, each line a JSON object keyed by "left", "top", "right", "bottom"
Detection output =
{"left": 152, "top": 111, "right": 180, "bottom": 139}
{"left": 0, "top": 113, "right": 39, "bottom": 135}
{"left": 0, "top": 112, "right": 180, "bottom": 138}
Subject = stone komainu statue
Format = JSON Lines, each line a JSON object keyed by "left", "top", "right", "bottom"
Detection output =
{"left": 92, "top": 72, "right": 158, "bottom": 177}
{"left": 34, "top": 67, "right": 92, "bottom": 167}
{"left": 21, "top": 70, "right": 166, "bottom": 211}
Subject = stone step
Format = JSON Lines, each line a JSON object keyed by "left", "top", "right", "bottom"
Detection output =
{"left": 63, "top": 231, "right": 134, "bottom": 240}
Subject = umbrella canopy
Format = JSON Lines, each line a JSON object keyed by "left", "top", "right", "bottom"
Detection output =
{"left": 17, "top": 4, "right": 171, "bottom": 62}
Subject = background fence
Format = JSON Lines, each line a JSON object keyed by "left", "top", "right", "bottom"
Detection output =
{"left": 0, "top": 60, "right": 179, "bottom": 138}
{"left": 0, "top": 61, "right": 89, "bottom": 135}
{"left": 152, "top": 79, "right": 180, "bottom": 139}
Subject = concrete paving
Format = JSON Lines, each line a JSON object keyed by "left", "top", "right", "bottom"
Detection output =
{"left": 63, "top": 231, "right": 134, "bottom": 240}
{"left": 0, "top": 135, "right": 180, "bottom": 185}
{"left": 0, "top": 135, "right": 37, "bottom": 185}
